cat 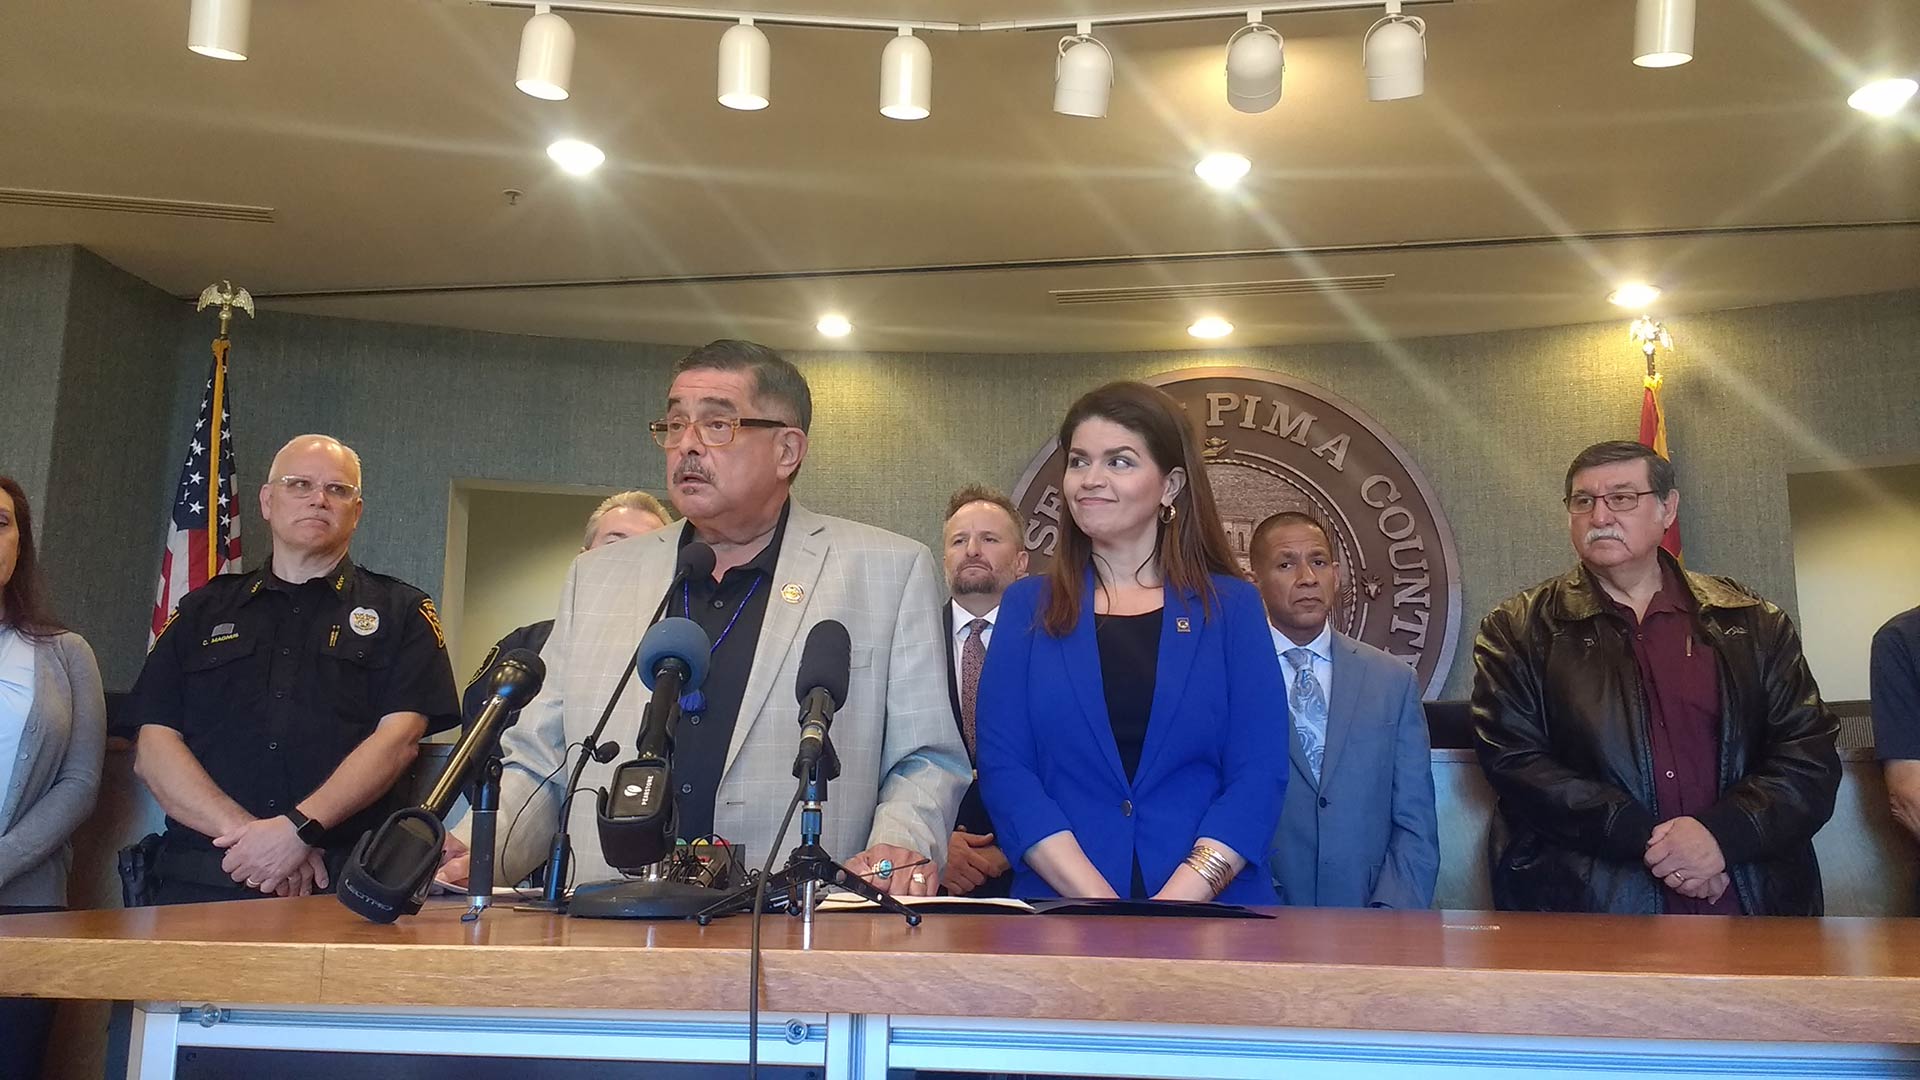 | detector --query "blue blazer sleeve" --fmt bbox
[1194,579,1289,866]
[975,578,1073,861]
[1369,667,1440,909]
